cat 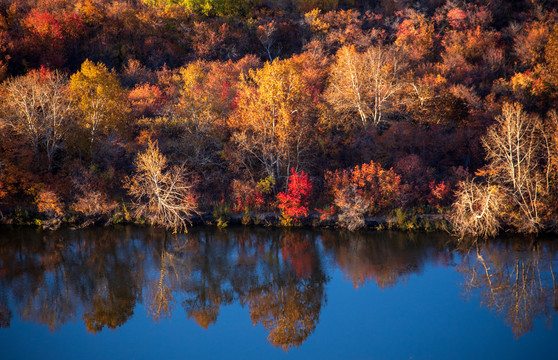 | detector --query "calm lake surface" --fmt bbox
[0,226,556,359]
